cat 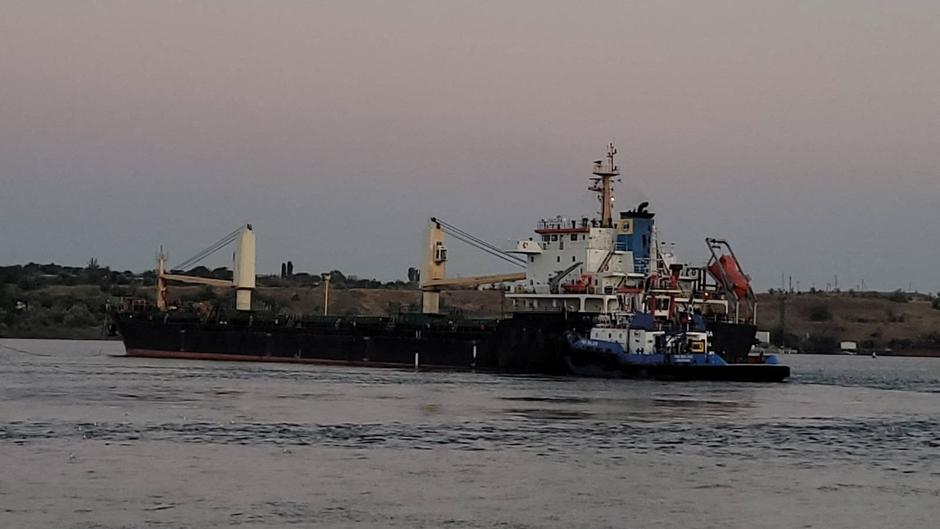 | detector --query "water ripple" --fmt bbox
[2,416,936,471]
